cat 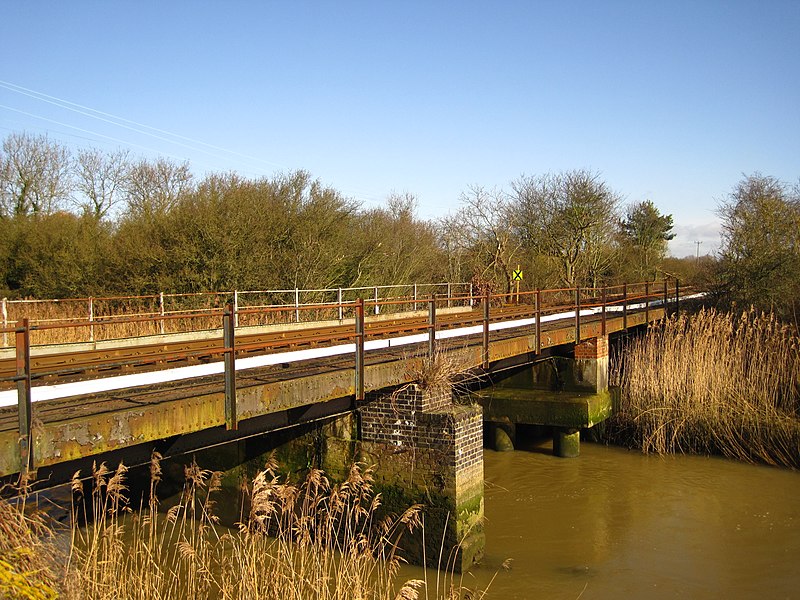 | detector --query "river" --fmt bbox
[52,437,800,598]
[407,441,800,599]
